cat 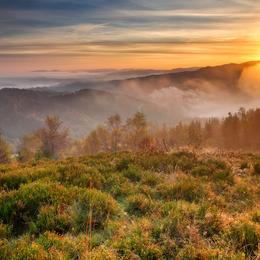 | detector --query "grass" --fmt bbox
[0,151,259,259]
